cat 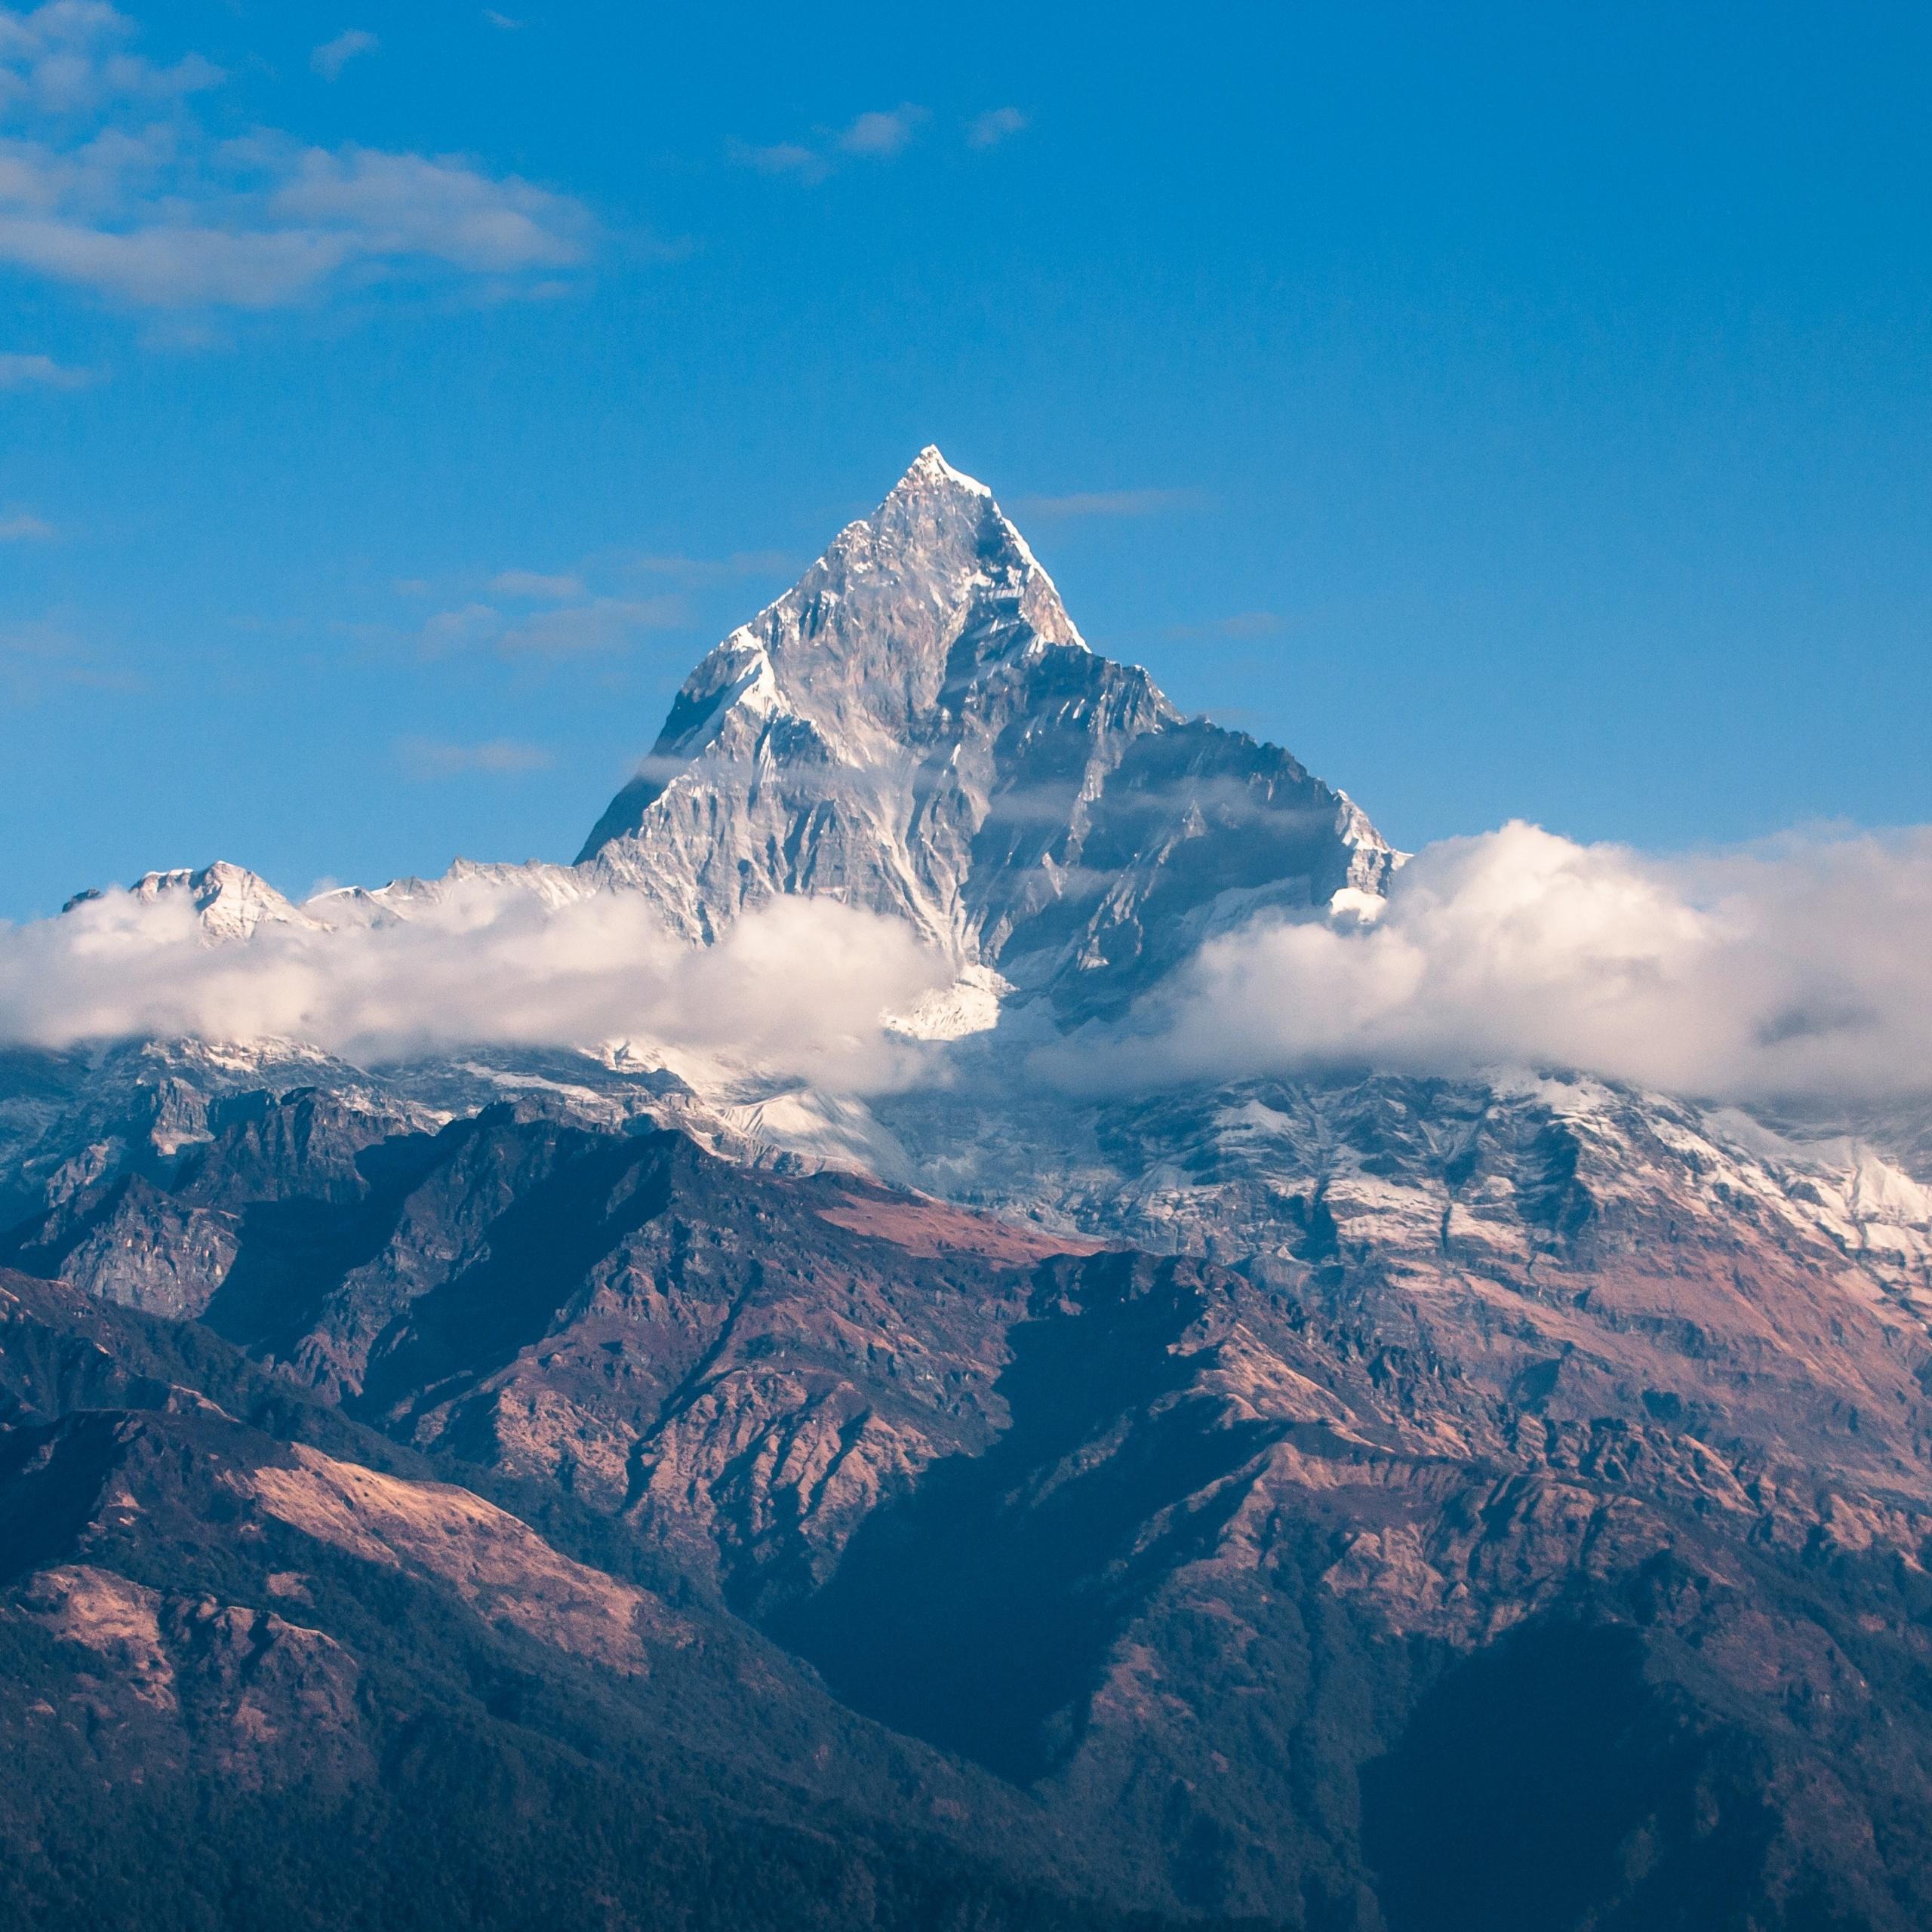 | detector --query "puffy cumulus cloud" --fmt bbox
[1049,822,1932,1104]
[0,880,948,1089]
[0,6,589,309]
